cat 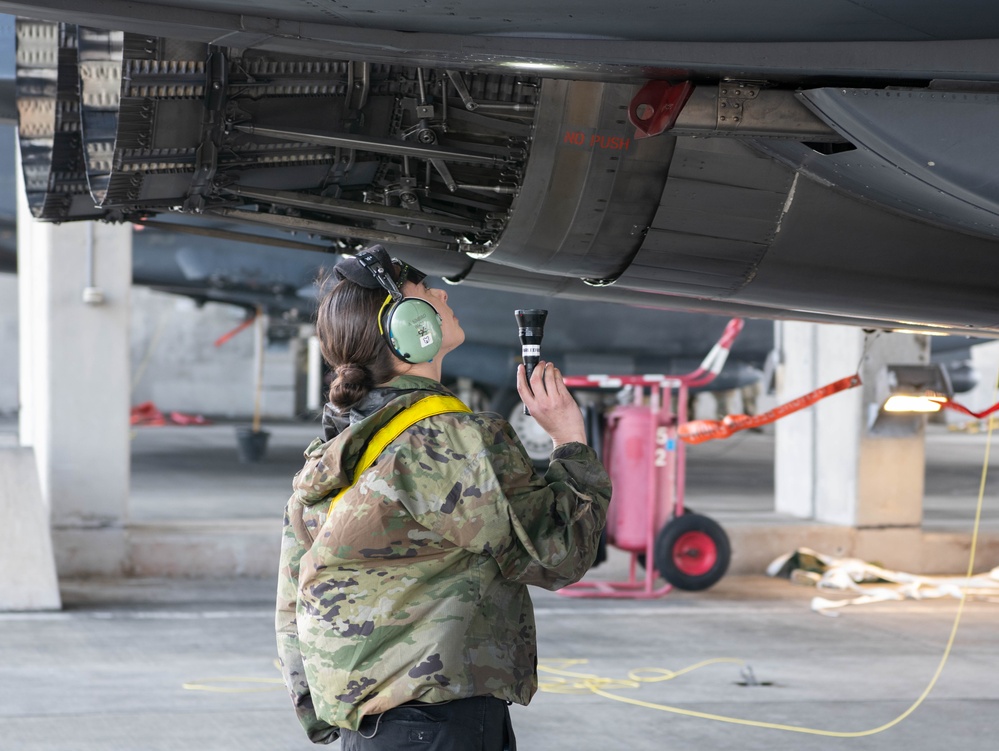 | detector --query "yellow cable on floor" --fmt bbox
[539,657,746,695]
[182,676,284,693]
[540,397,994,737]
[182,659,285,693]
[180,678,284,694]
